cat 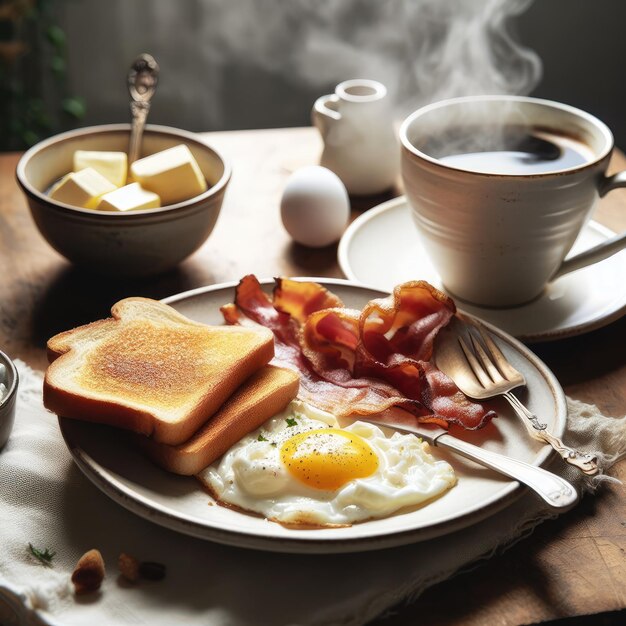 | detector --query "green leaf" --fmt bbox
[62,97,86,119]
[257,434,268,442]
[28,543,56,566]
[46,25,66,49]
[286,417,297,427]
[50,56,66,75]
